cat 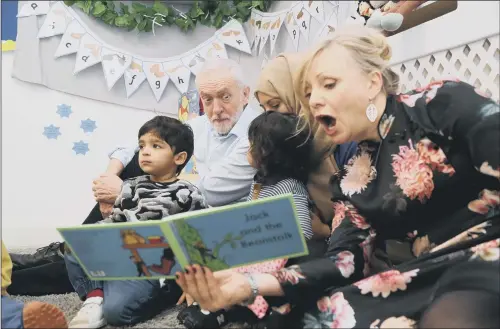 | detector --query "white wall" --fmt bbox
[1,52,155,248]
